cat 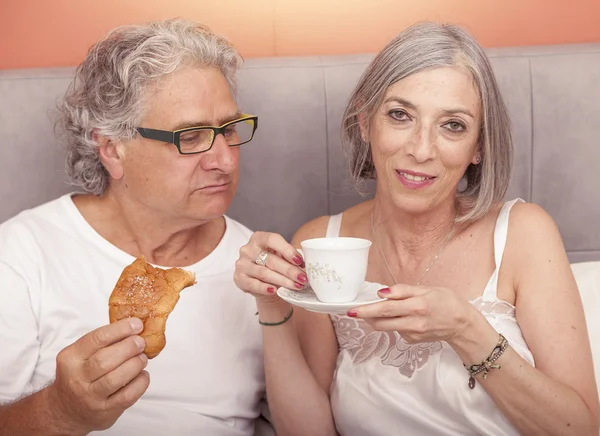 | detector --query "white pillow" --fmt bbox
[571,261,600,394]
